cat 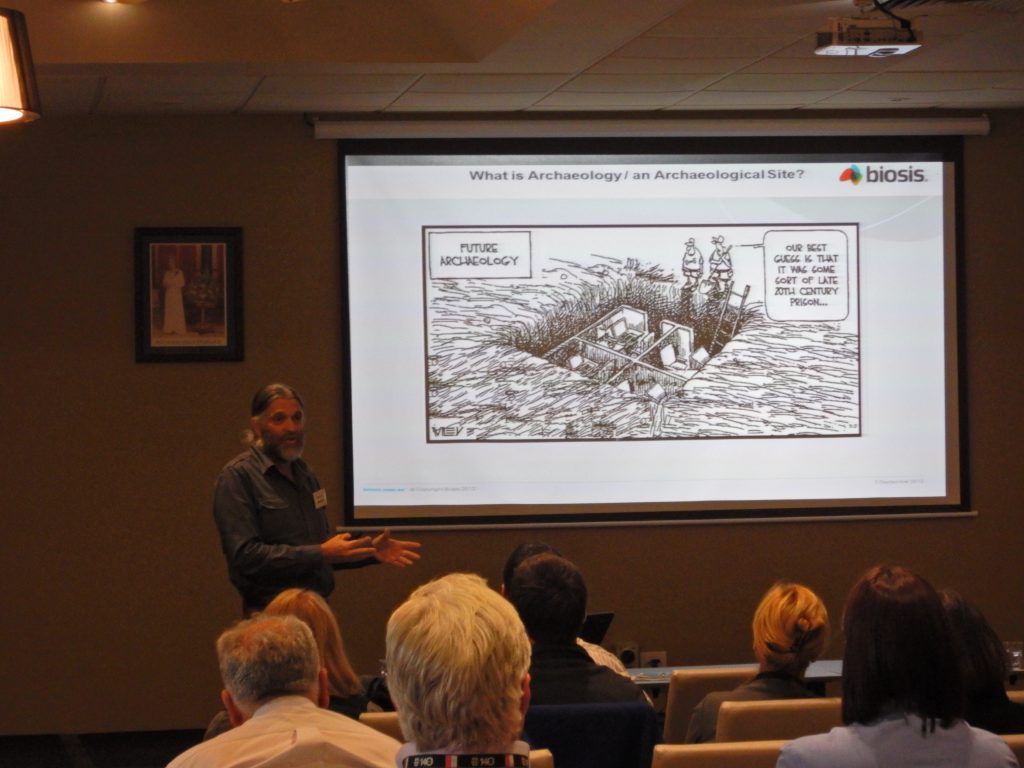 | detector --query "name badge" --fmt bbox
[313,489,328,509]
